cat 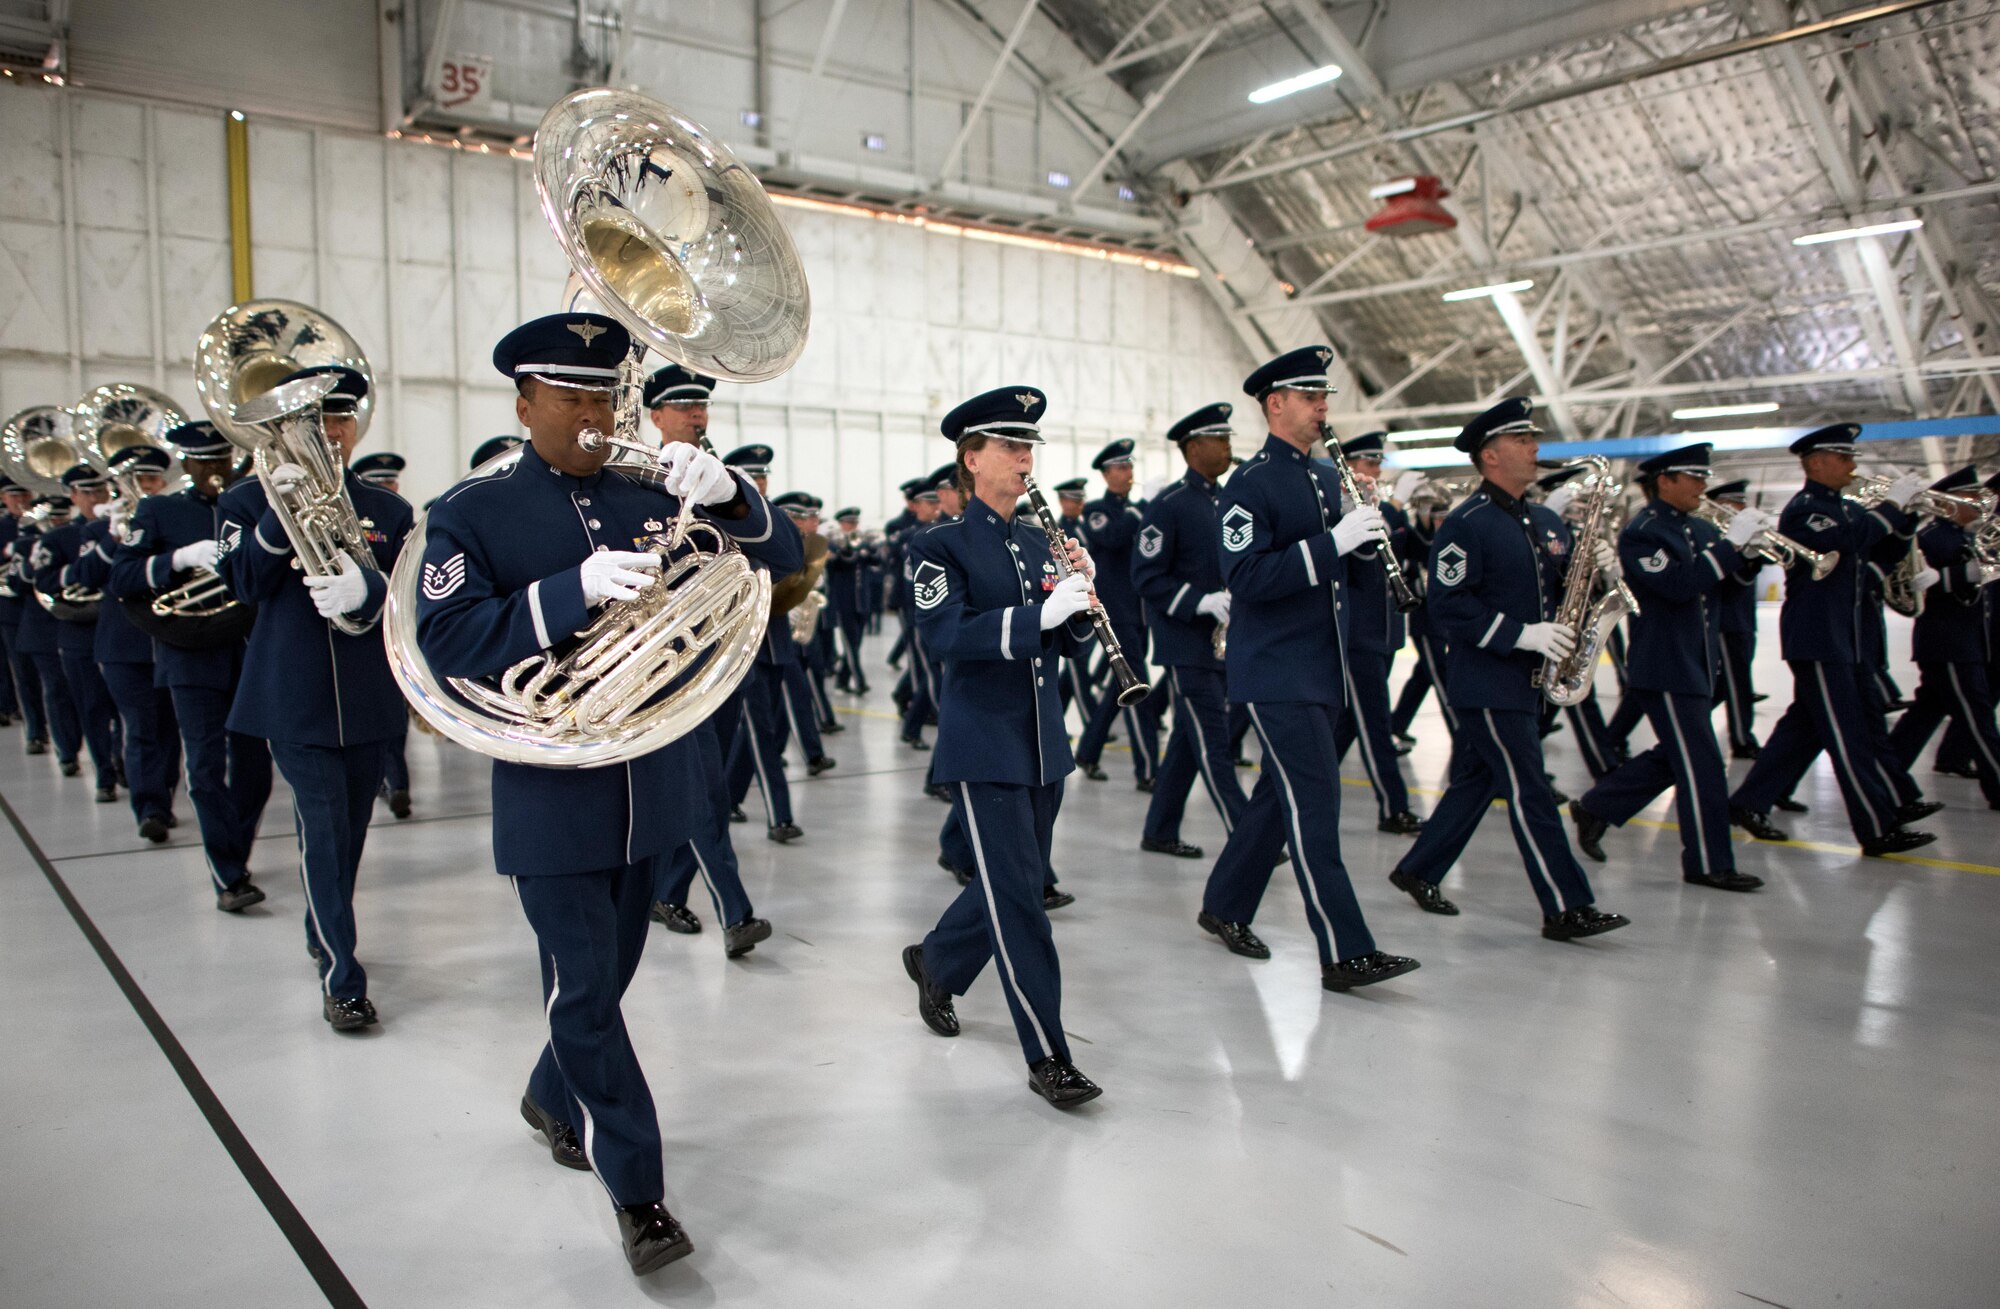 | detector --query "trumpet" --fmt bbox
[1846,474,1975,616]
[1690,500,1838,580]
[1021,473,1151,707]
